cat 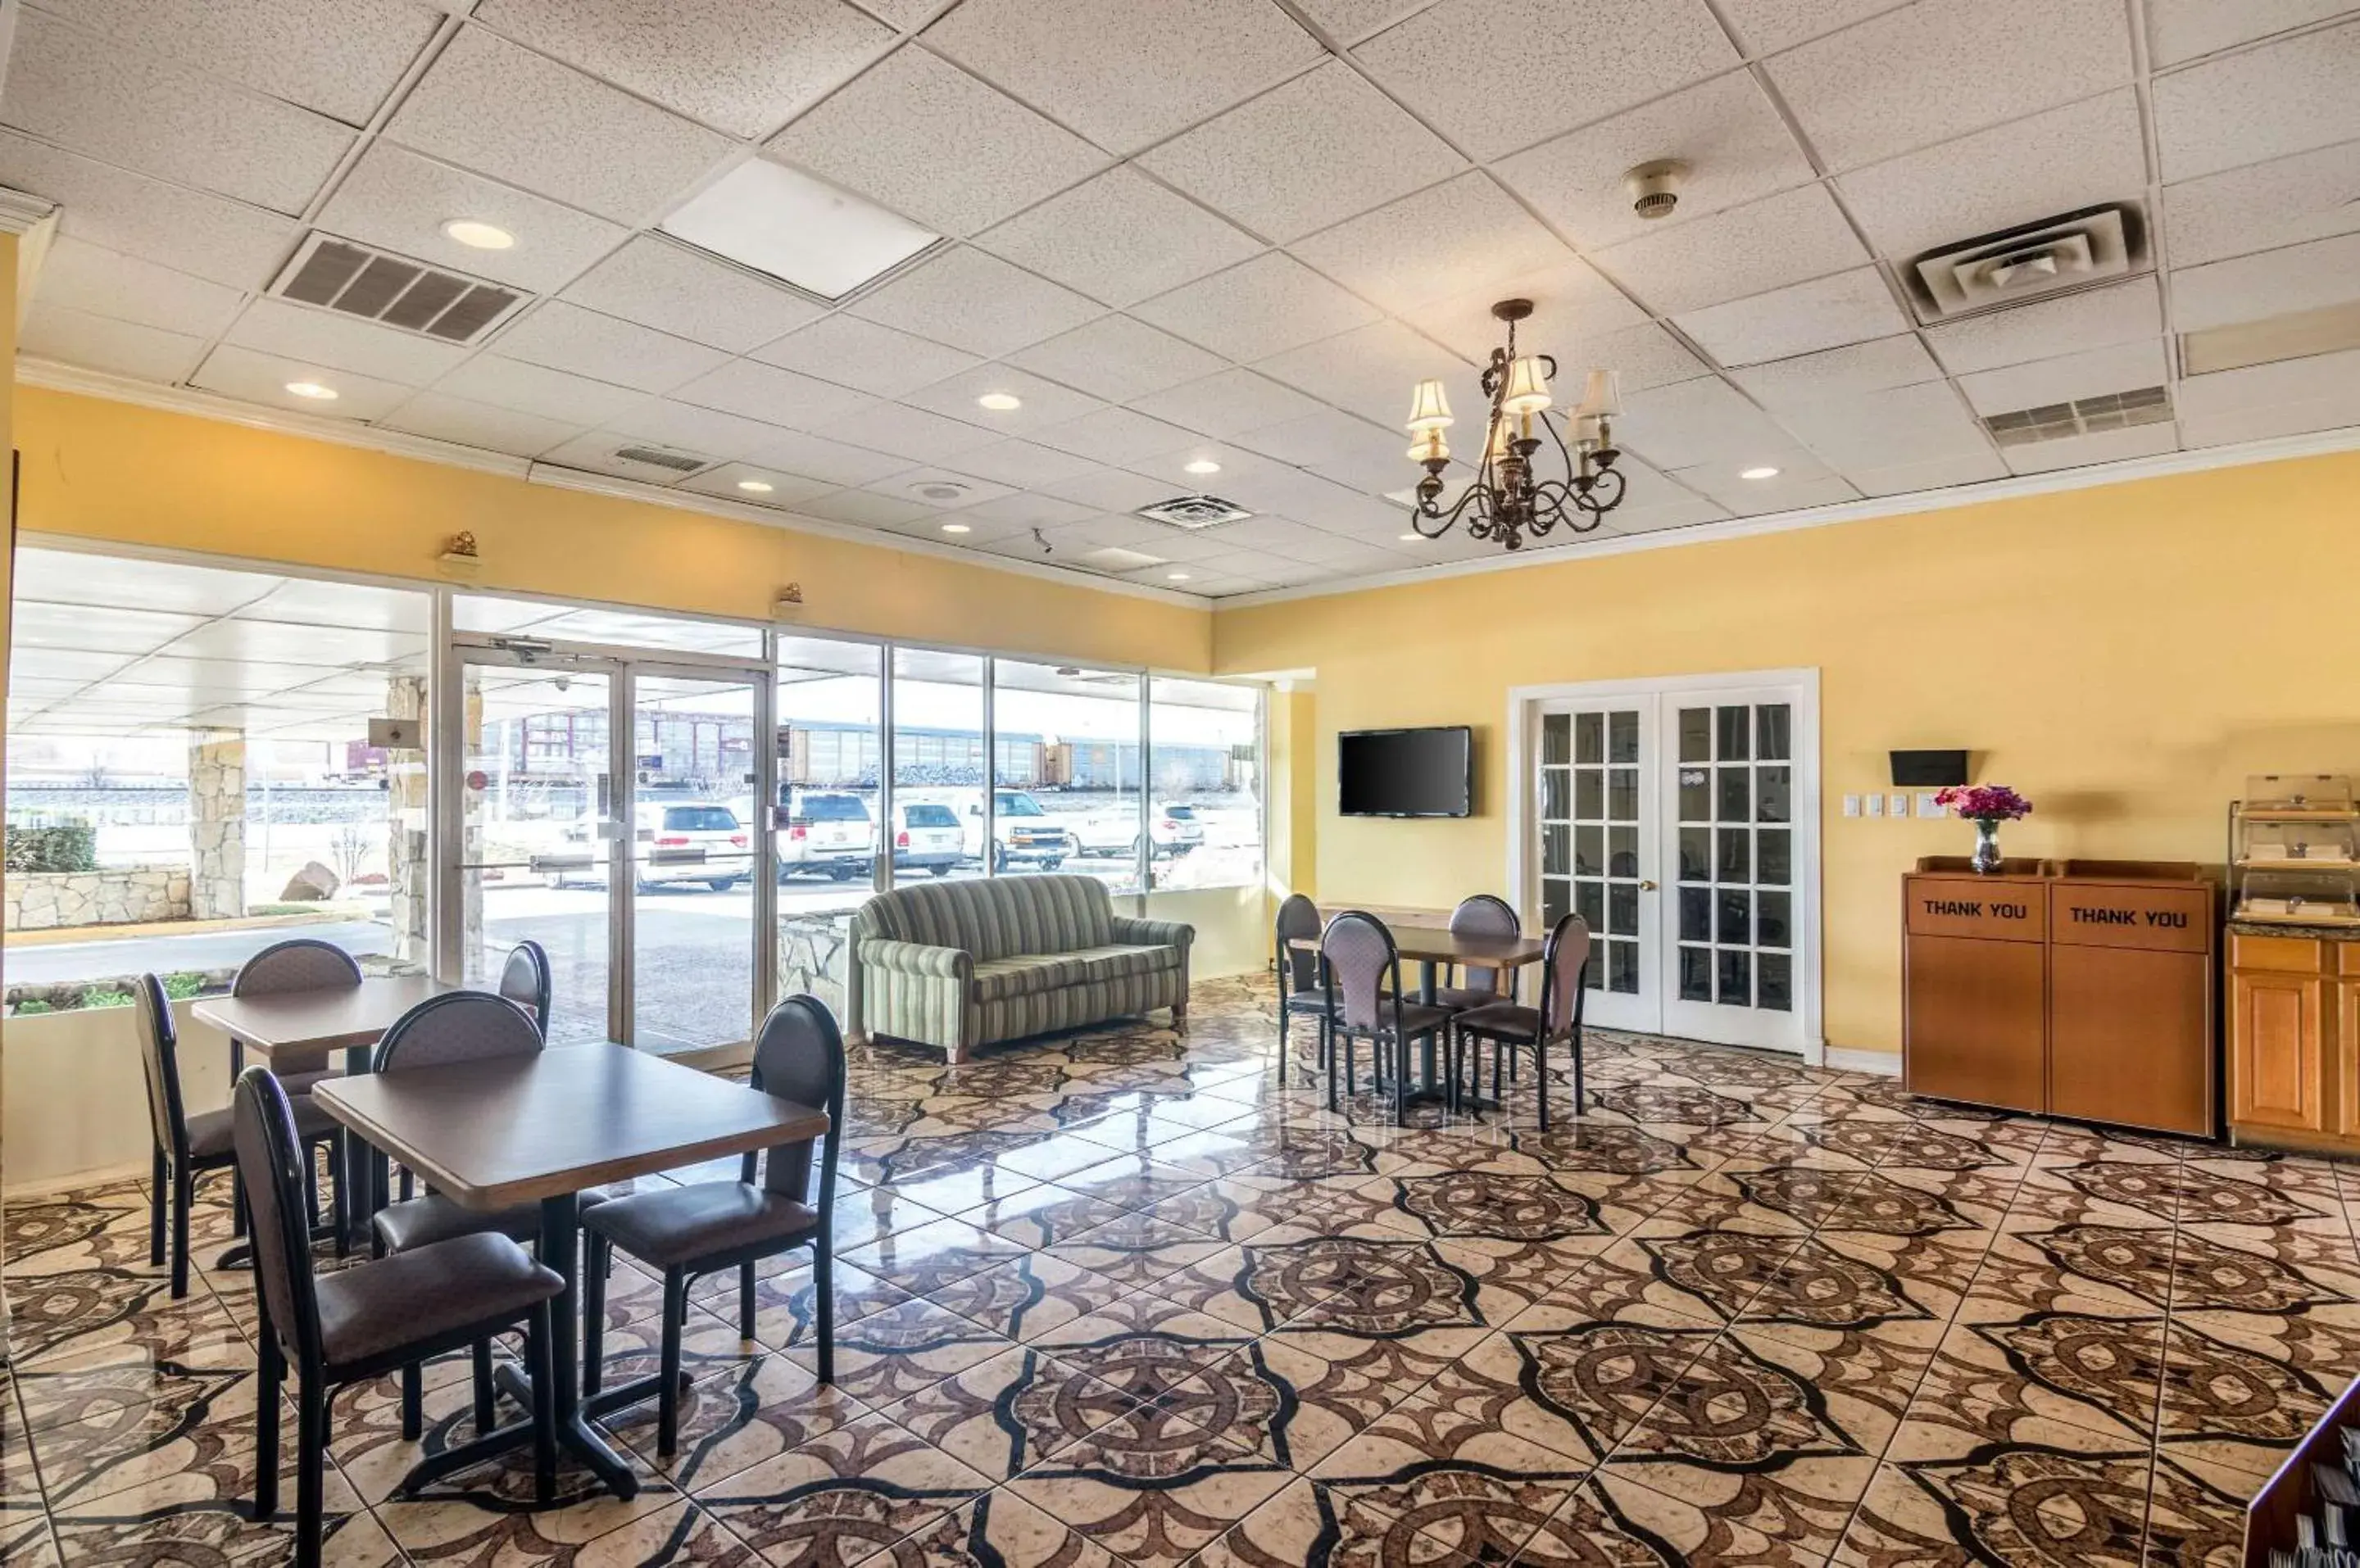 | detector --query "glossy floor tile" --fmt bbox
[1,974,2333,1565]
